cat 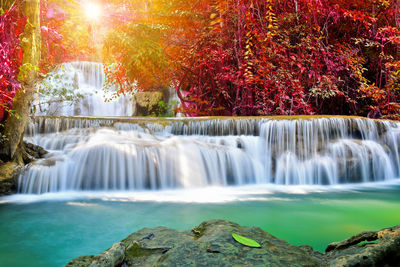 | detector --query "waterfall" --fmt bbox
[19,116,400,194]
[34,62,134,116]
